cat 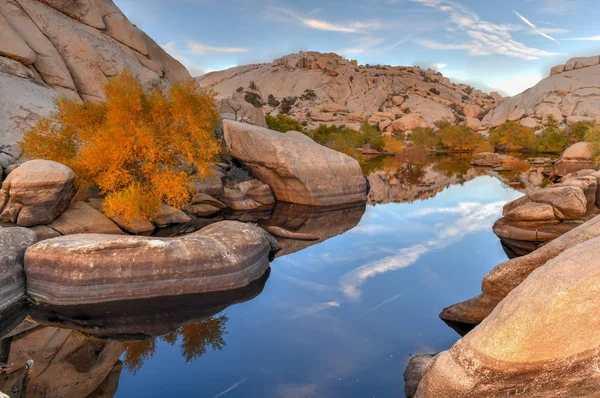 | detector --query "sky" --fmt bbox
[115,0,600,96]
